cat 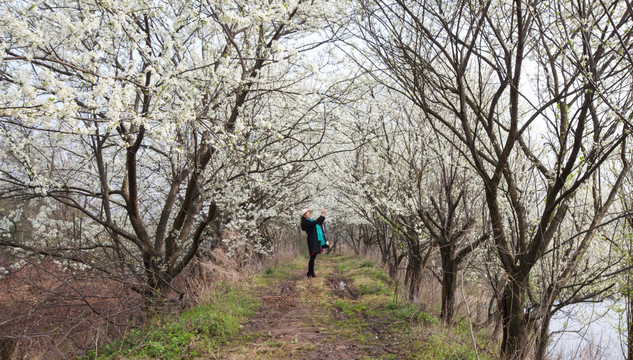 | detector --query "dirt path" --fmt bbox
[218,256,406,360]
